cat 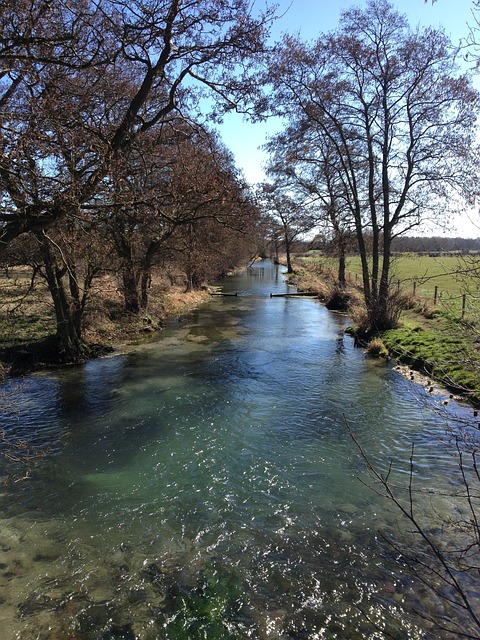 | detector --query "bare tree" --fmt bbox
[257,184,317,274]
[0,0,276,360]
[0,0,275,242]
[466,0,480,69]
[267,0,479,331]
[106,120,258,306]
[165,131,259,291]
[265,126,354,286]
